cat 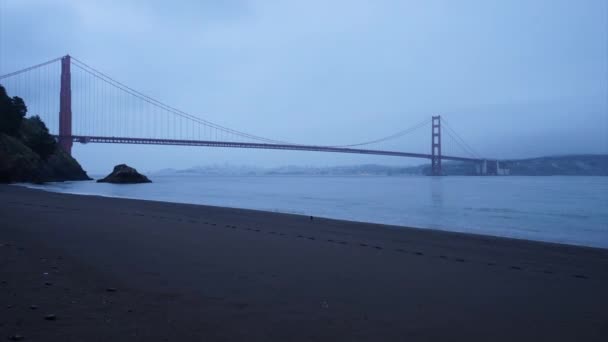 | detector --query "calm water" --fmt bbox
[21,175,608,249]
